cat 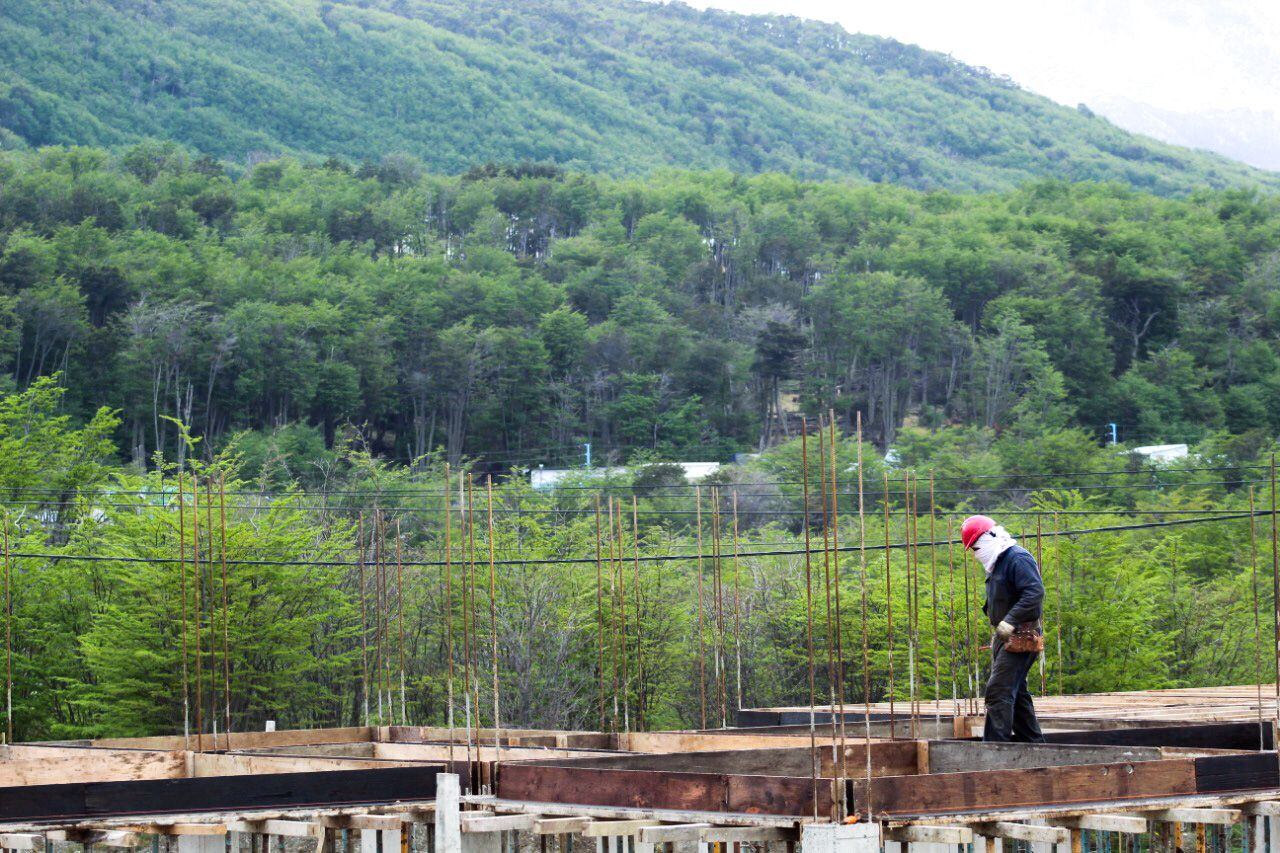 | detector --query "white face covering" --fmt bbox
[973,525,1017,574]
